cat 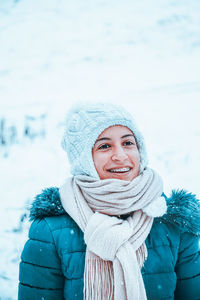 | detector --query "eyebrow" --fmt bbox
[95,134,135,144]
